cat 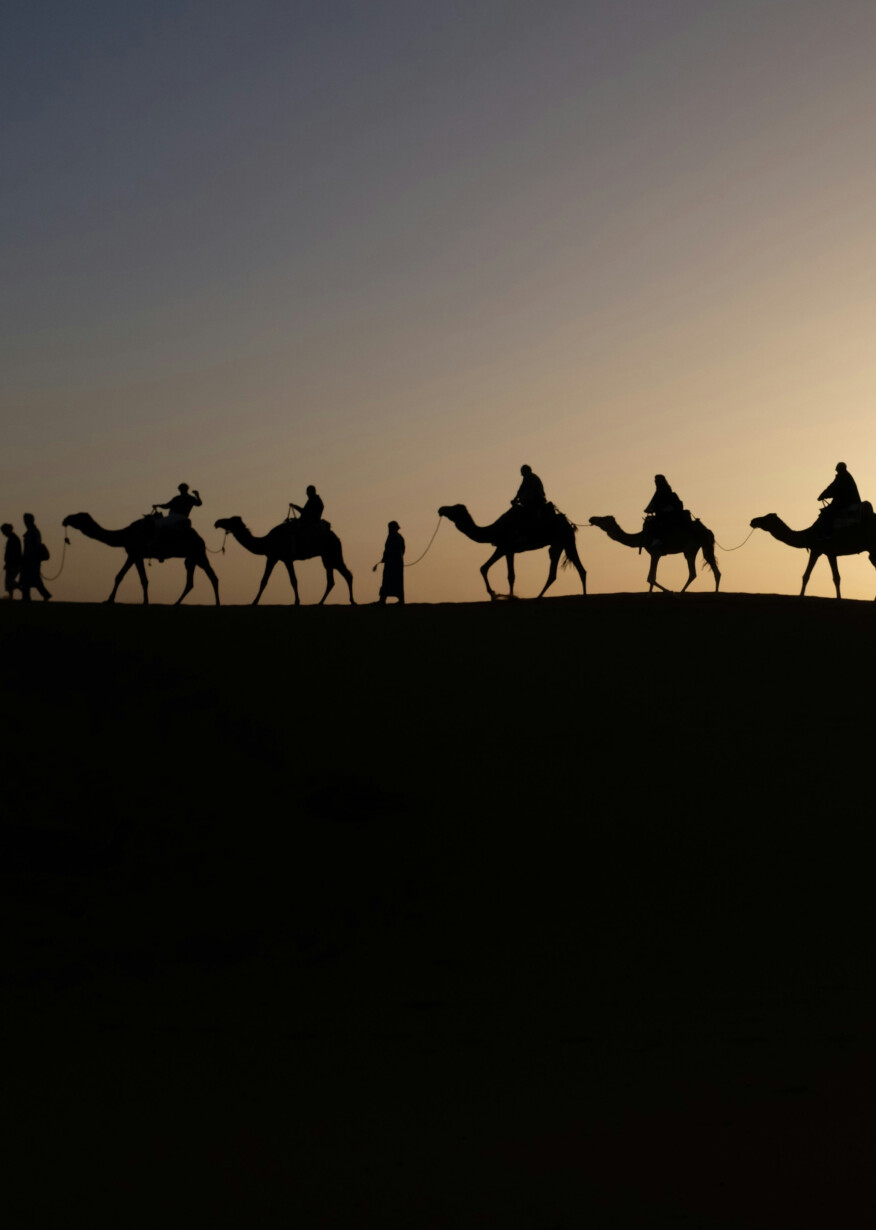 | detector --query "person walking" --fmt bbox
[1,523,22,598]
[20,513,51,601]
[373,520,405,604]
